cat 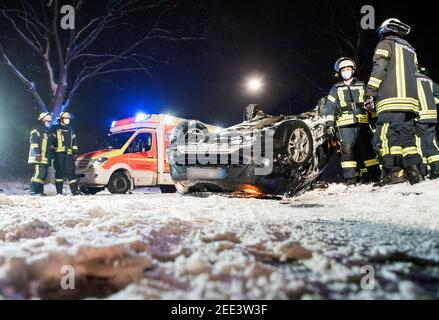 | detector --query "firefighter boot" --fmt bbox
[405,165,424,185]
[69,180,81,196]
[430,169,439,180]
[379,167,407,186]
[30,182,40,196]
[56,181,64,195]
